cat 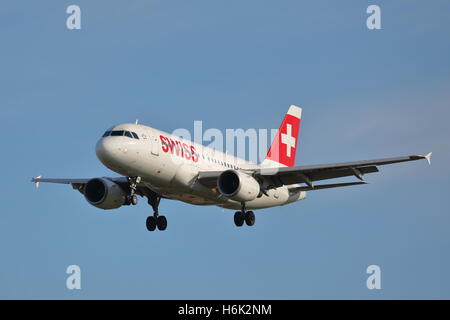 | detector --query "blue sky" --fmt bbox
[1,0,449,299]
